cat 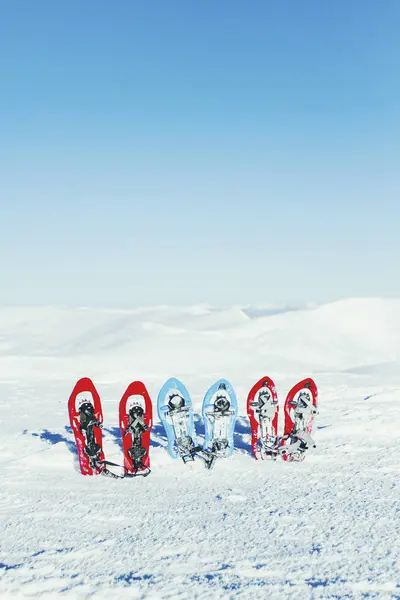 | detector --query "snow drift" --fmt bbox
[0,297,399,599]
